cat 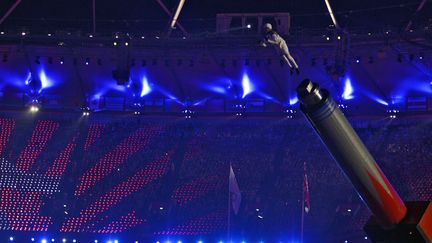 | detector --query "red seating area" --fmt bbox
[0,118,15,155]
[75,126,161,196]
[16,120,59,172]
[96,211,144,234]
[0,187,52,231]
[155,211,226,235]
[45,142,77,177]
[61,152,172,232]
[84,123,105,151]
[172,175,223,206]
